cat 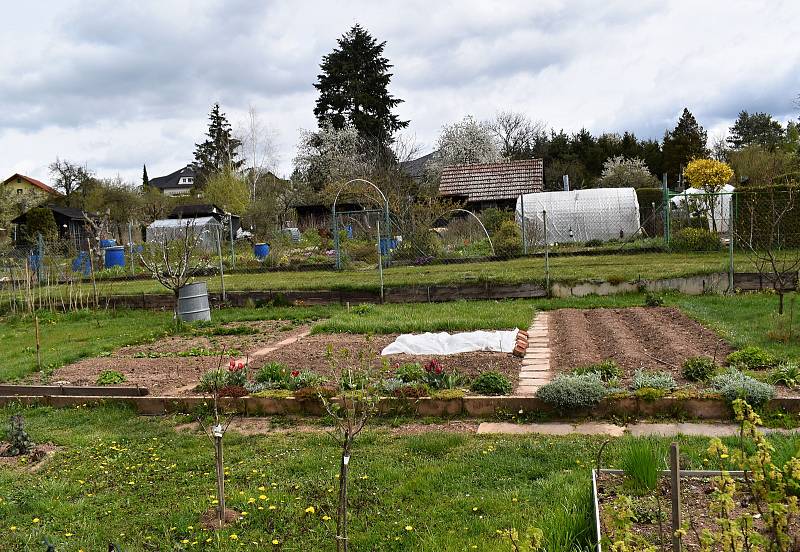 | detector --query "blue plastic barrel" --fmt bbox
[28,254,40,272]
[379,238,398,255]
[104,246,126,268]
[72,251,91,276]
[254,243,270,259]
[99,239,116,248]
